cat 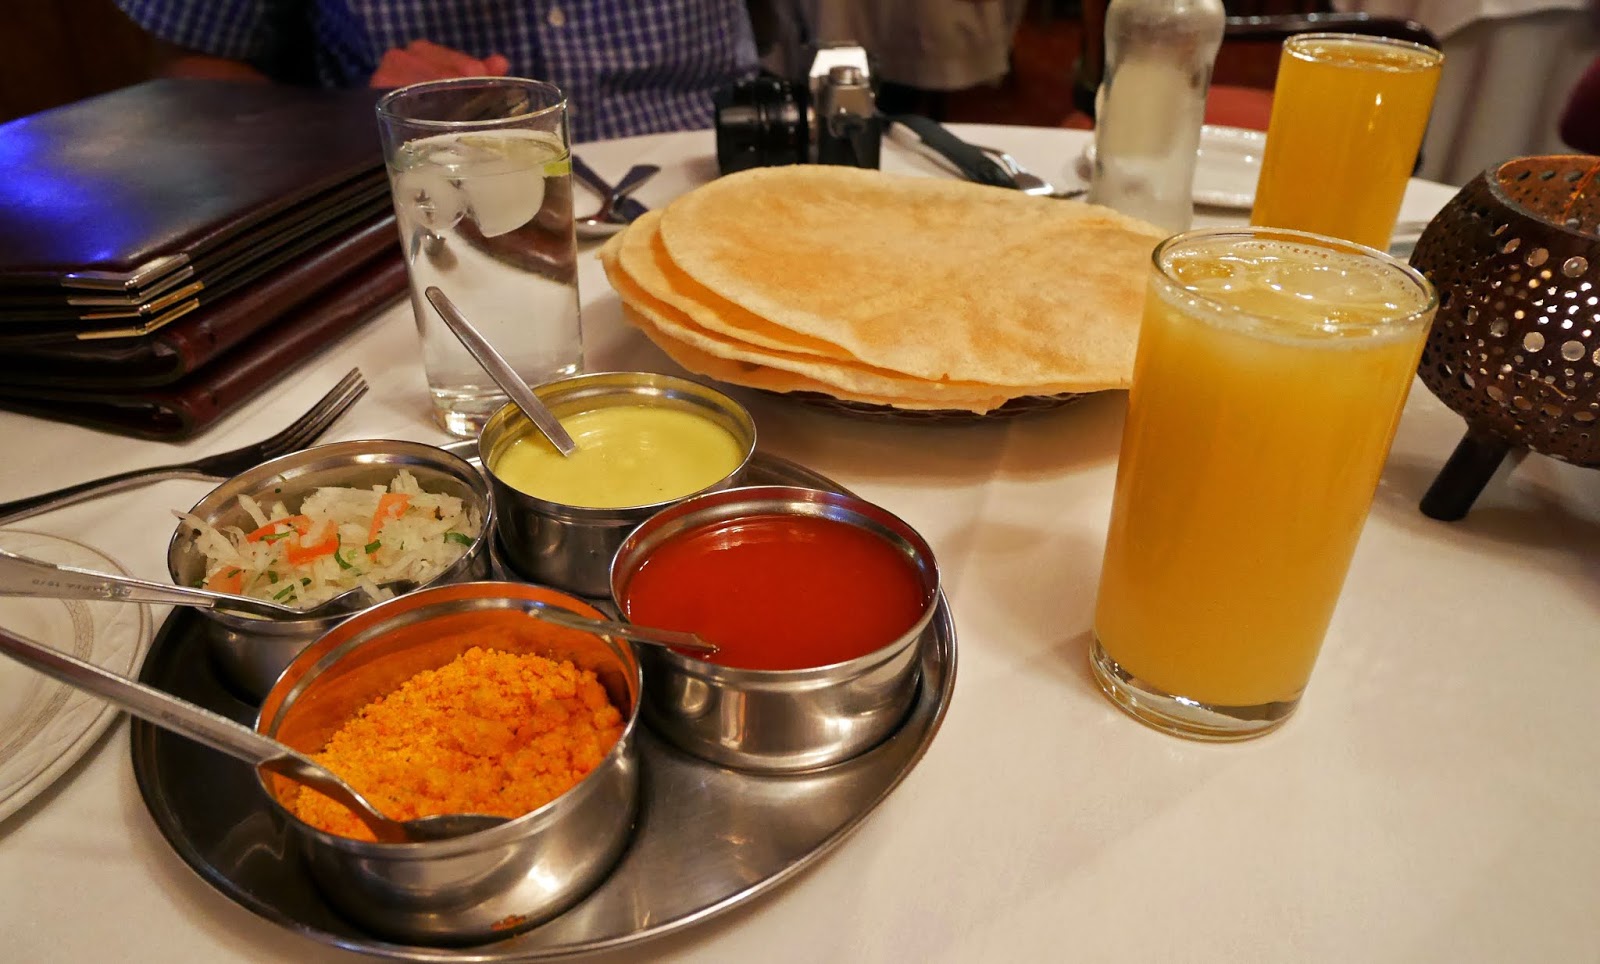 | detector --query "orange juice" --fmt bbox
[1091,229,1435,738]
[1249,34,1442,249]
